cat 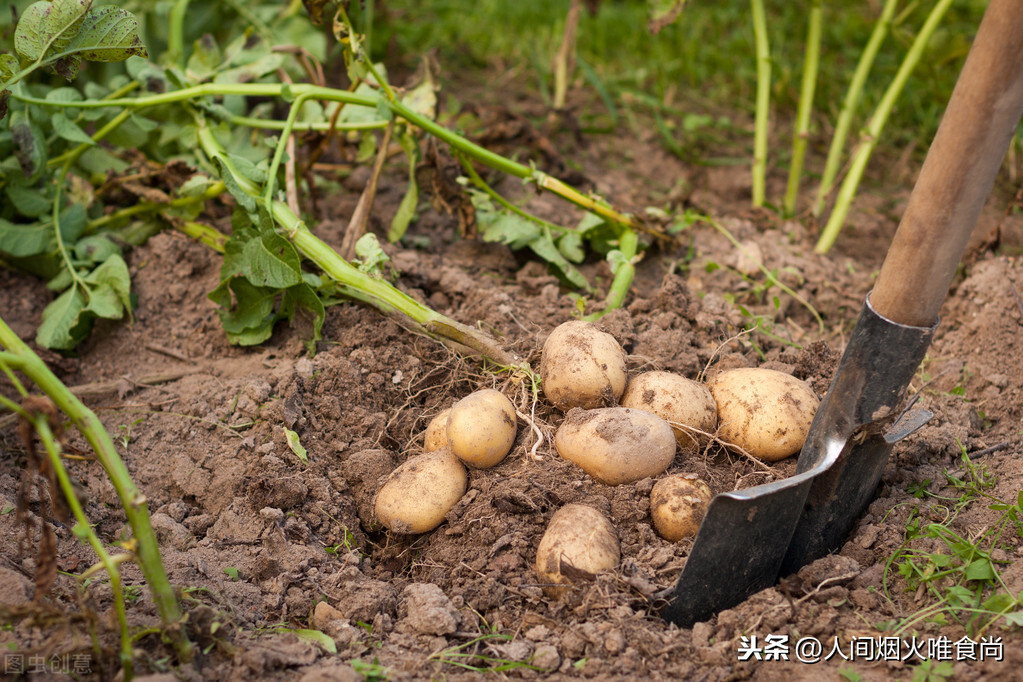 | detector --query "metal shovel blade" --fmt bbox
[661,297,933,627]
